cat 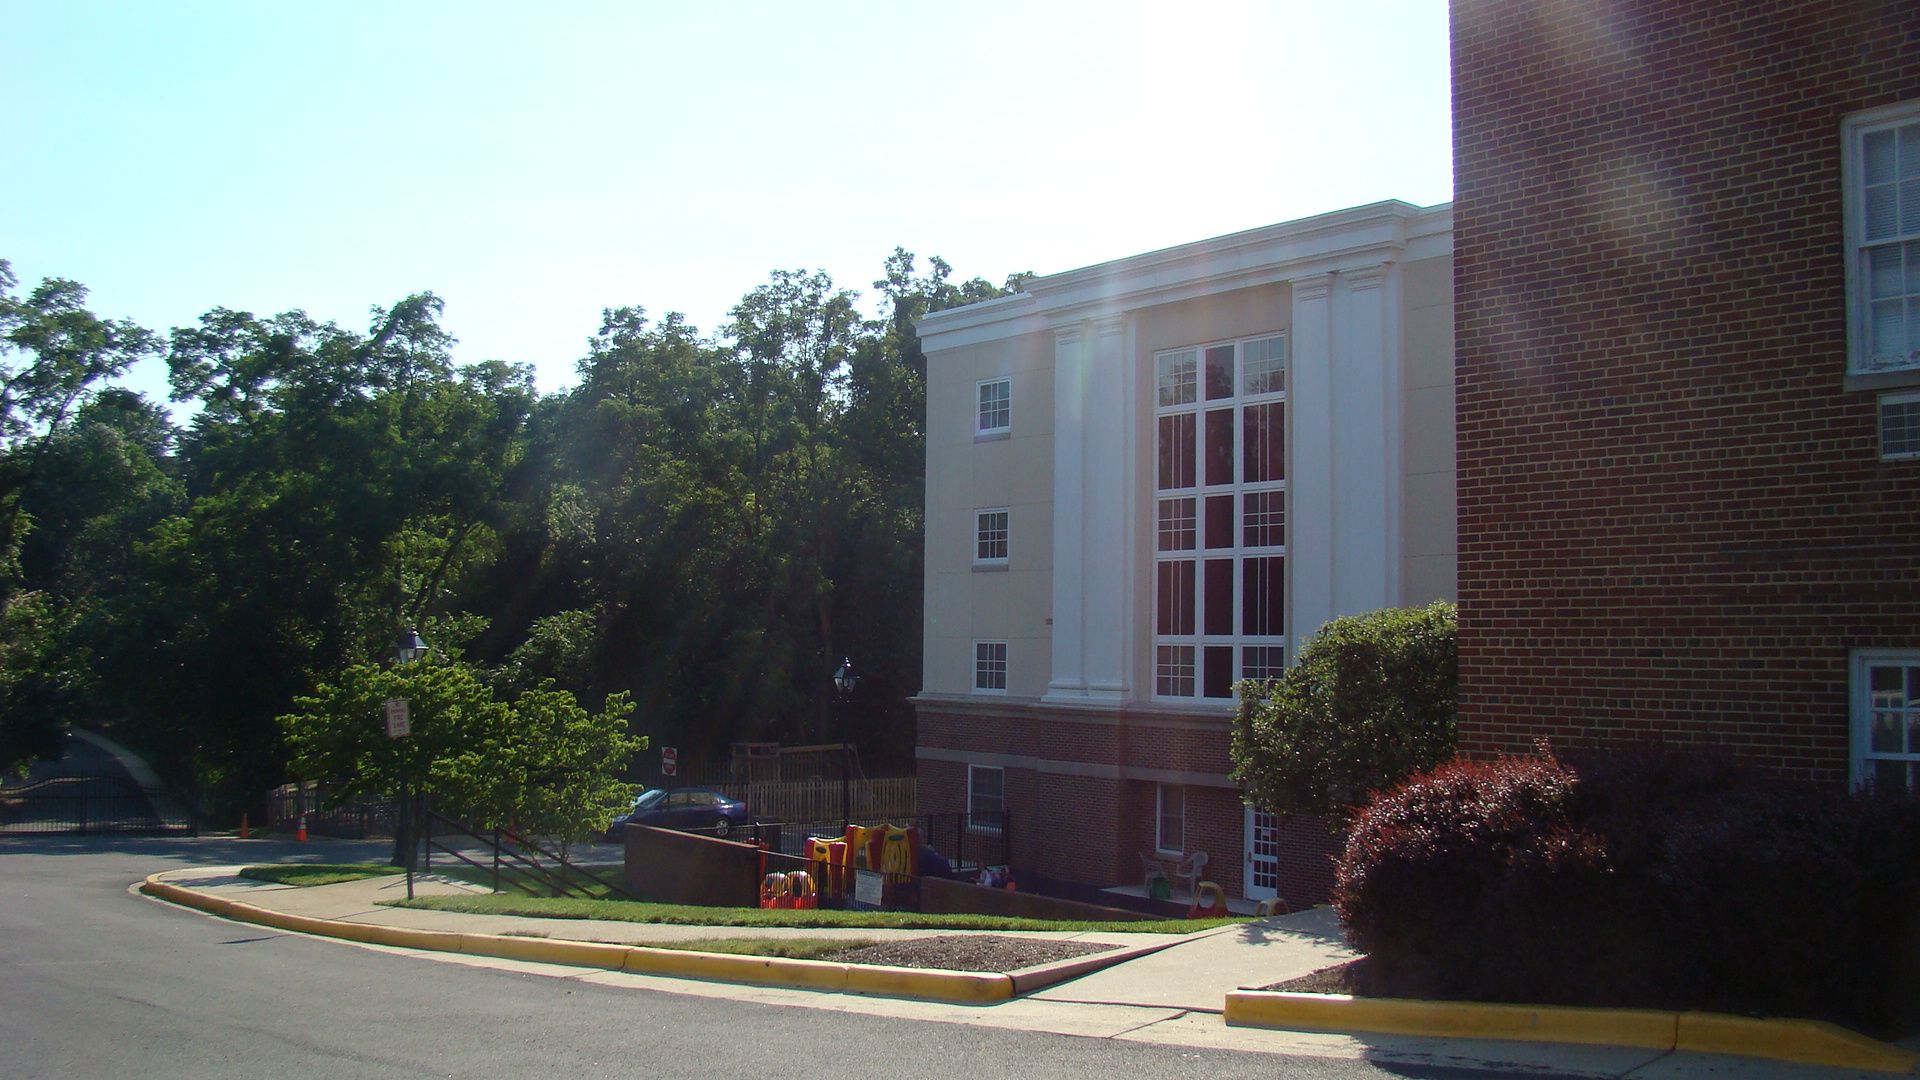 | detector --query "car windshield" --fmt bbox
[631,789,666,810]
